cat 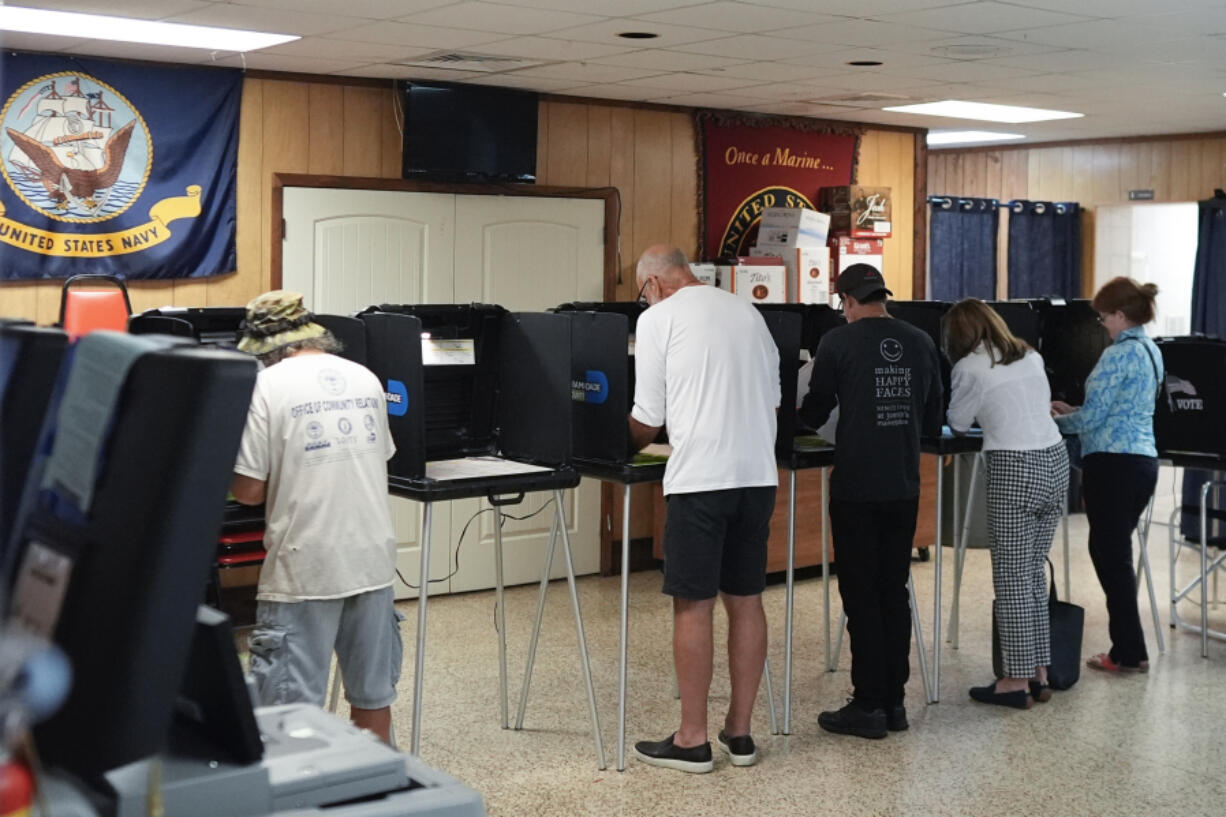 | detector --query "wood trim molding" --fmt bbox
[930,129,1226,155]
[912,131,928,300]
[270,173,621,298]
